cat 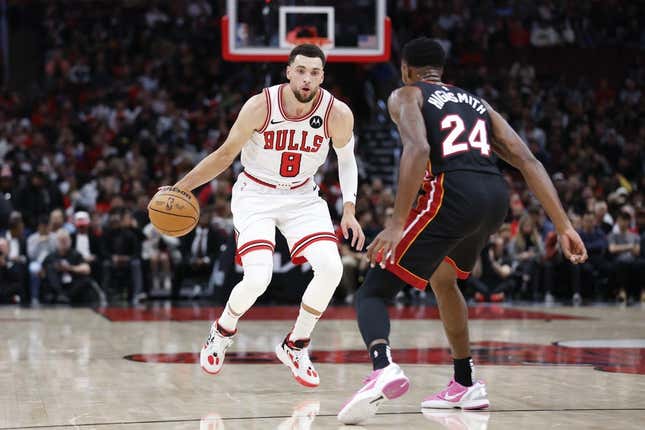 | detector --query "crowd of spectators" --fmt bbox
[0,1,644,306]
